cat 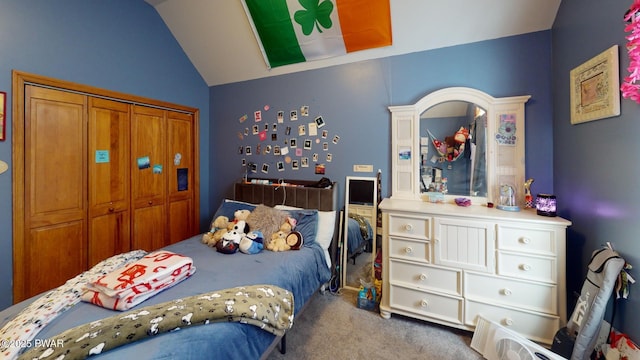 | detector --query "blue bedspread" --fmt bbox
[347,217,373,255]
[0,235,331,360]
